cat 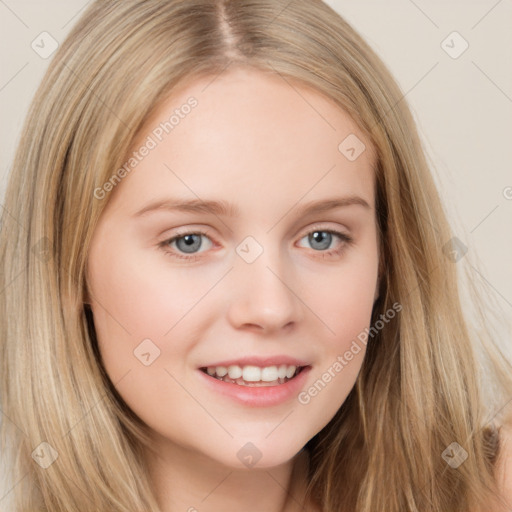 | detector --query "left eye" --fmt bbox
[297,230,349,252]
[159,228,352,260]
